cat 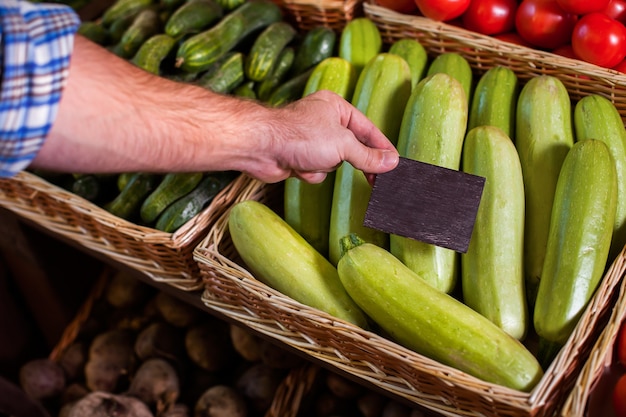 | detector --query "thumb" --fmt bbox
[347,147,400,175]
